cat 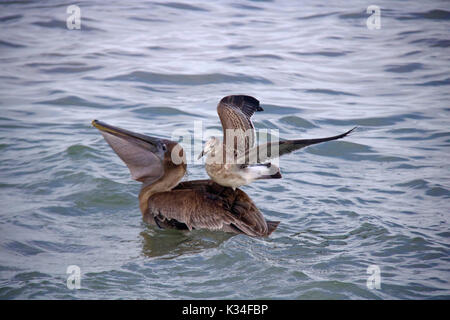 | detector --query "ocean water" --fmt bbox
[0,0,449,299]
